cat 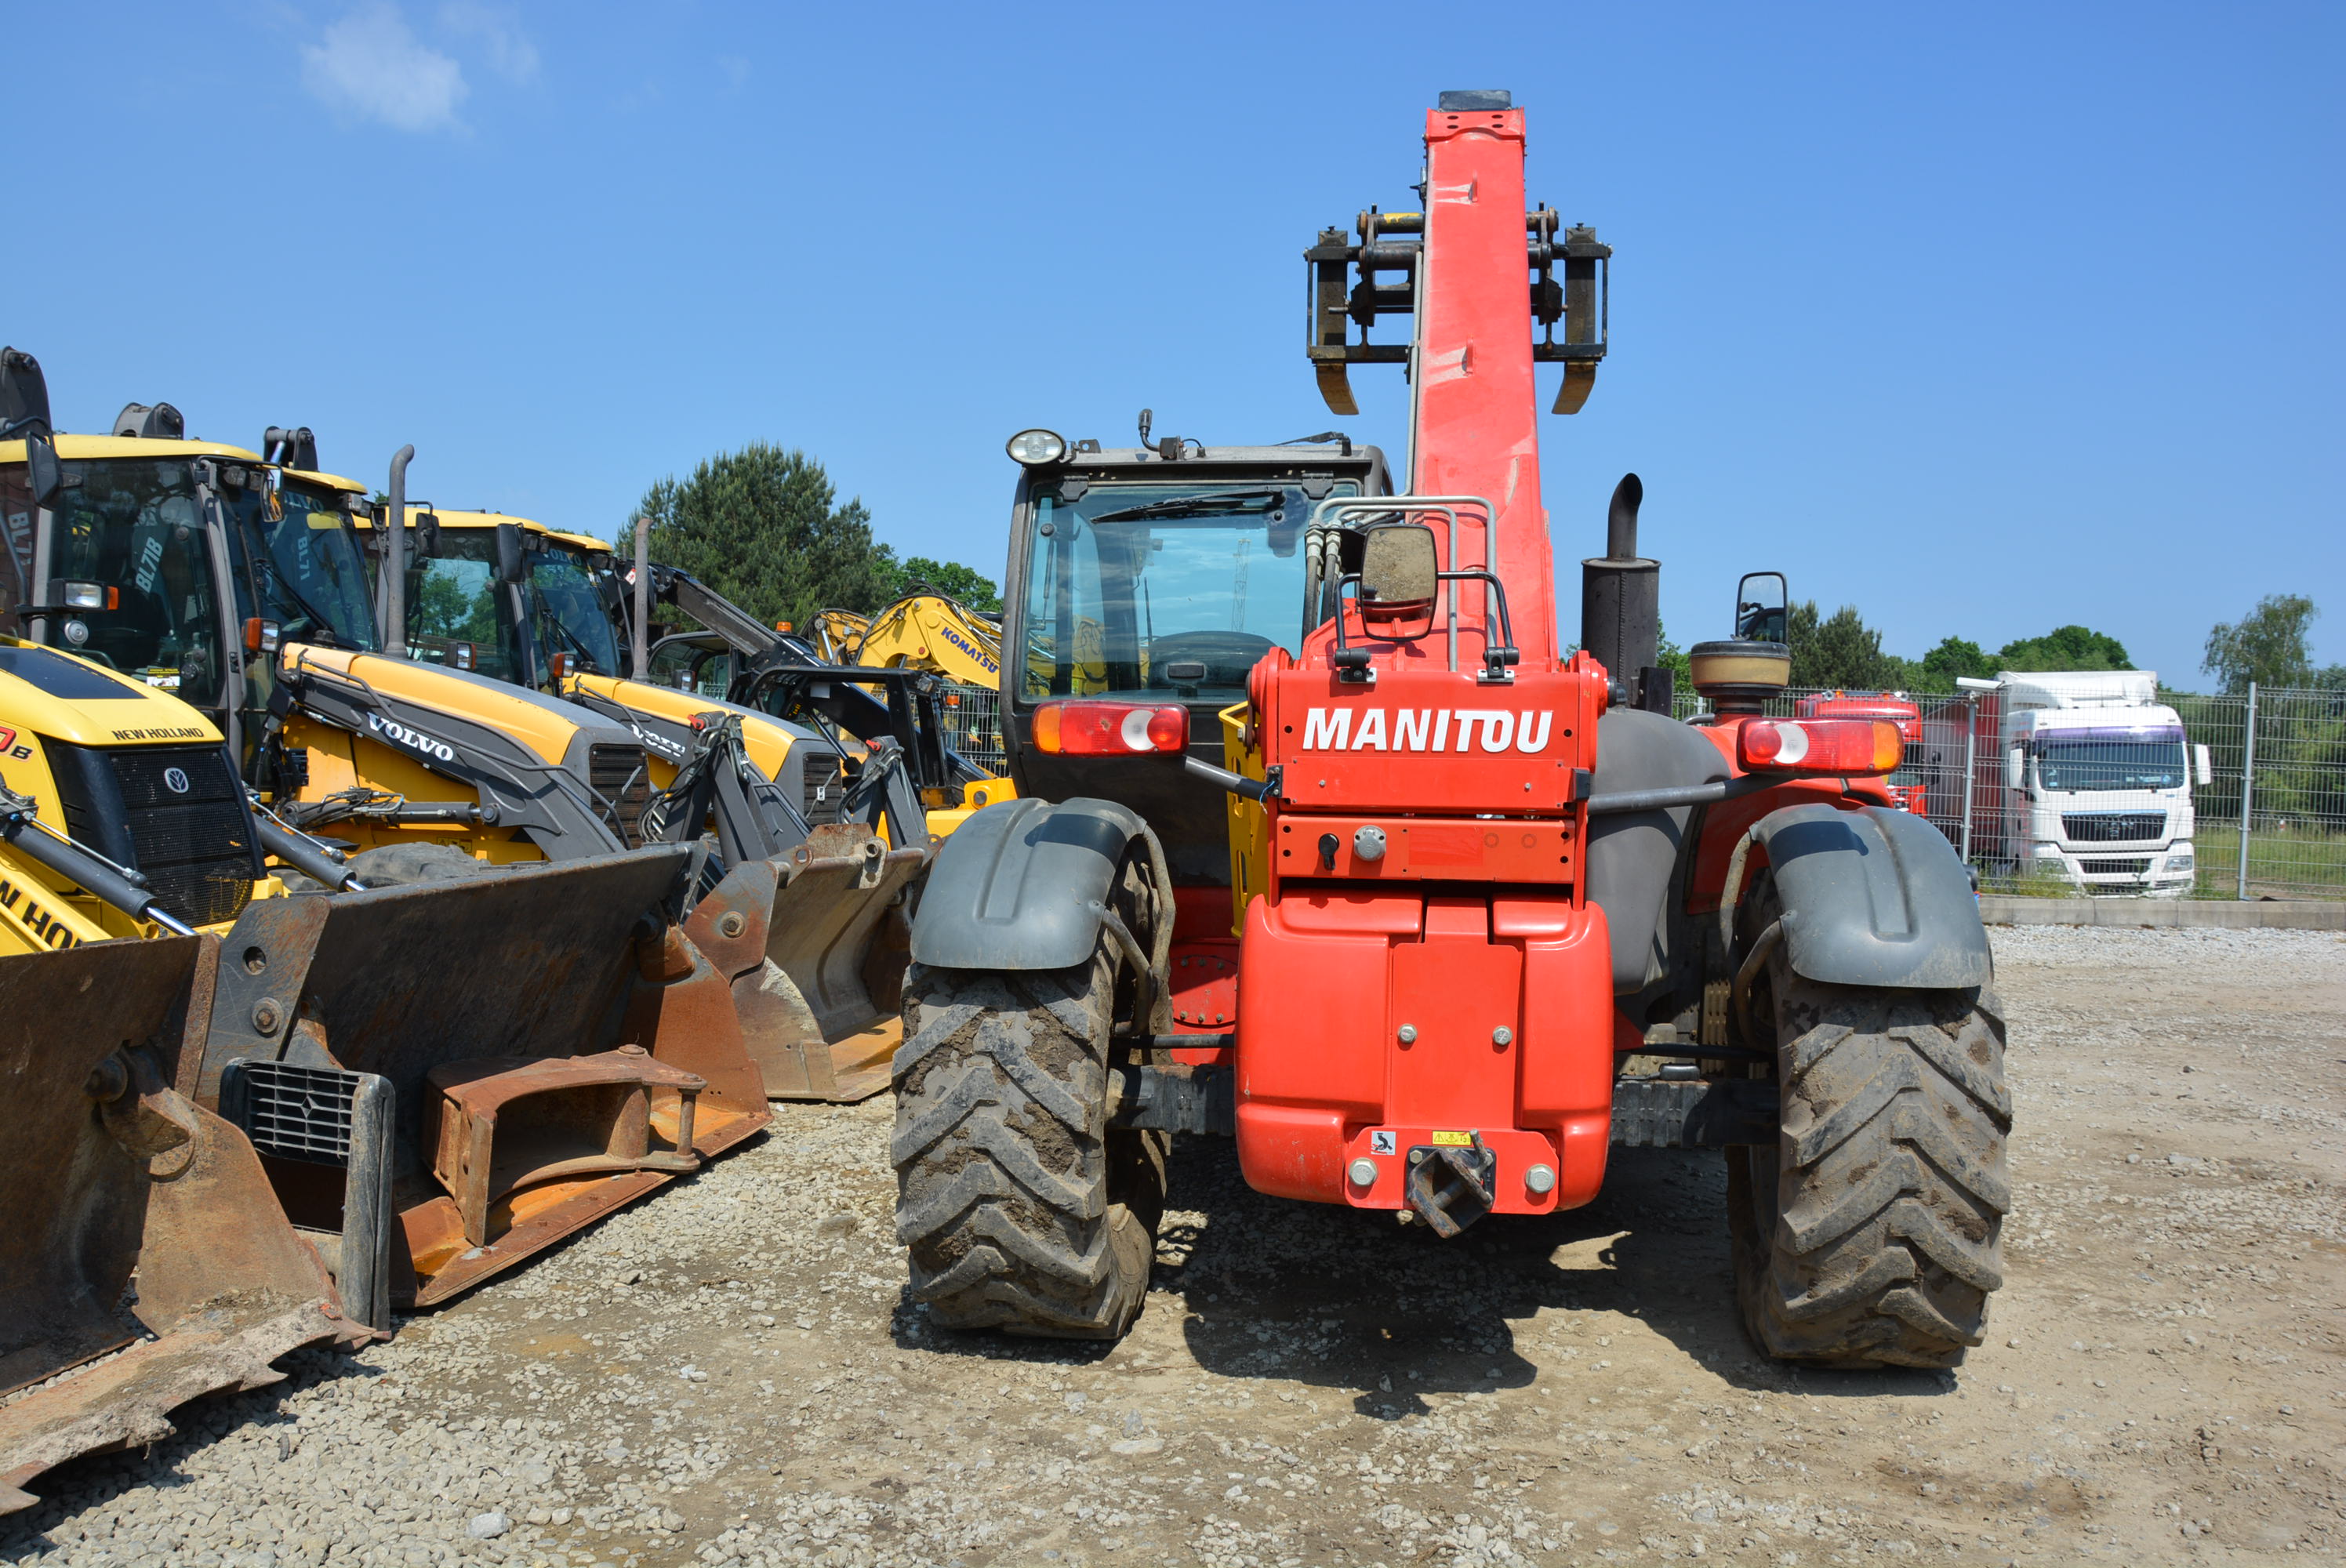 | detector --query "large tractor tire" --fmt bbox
[889,943,1163,1339]
[1727,955,2011,1370]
